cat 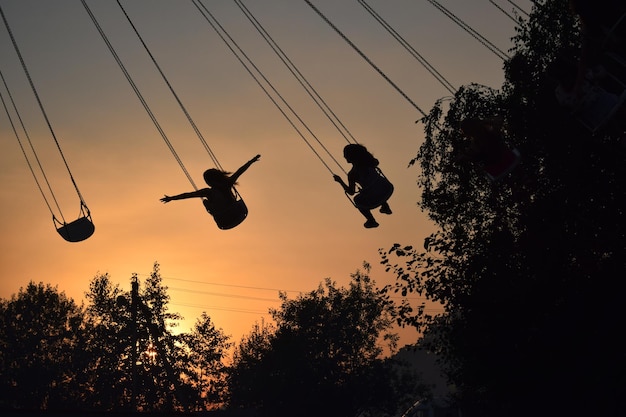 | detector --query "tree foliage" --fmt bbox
[382,1,626,416]
[83,263,231,412]
[83,267,184,411]
[180,312,232,410]
[0,282,87,409]
[228,321,276,411]
[228,267,426,417]
[82,271,133,410]
[0,263,231,412]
